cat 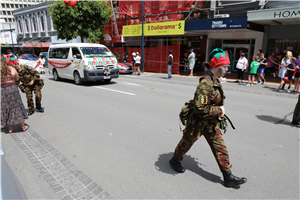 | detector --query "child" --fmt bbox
[257,53,267,85]
[246,56,260,86]
[35,60,45,74]
[286,57,297,93]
